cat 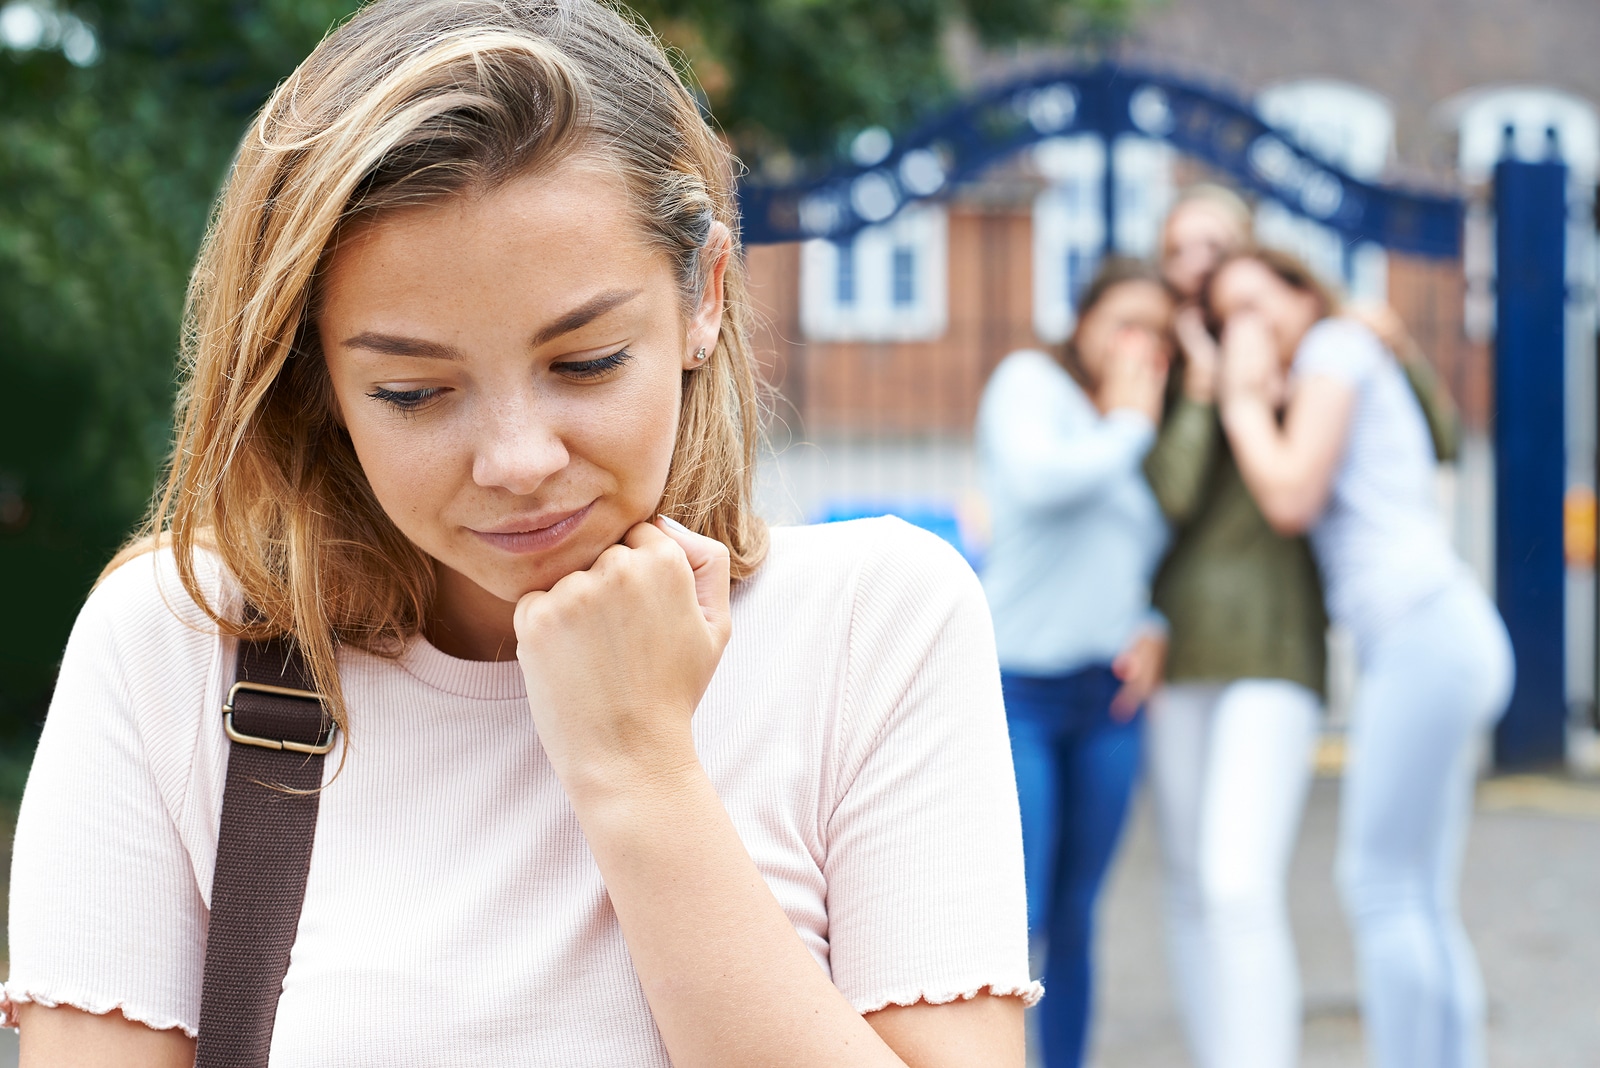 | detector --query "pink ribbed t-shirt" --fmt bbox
[6,517,1038,1064]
